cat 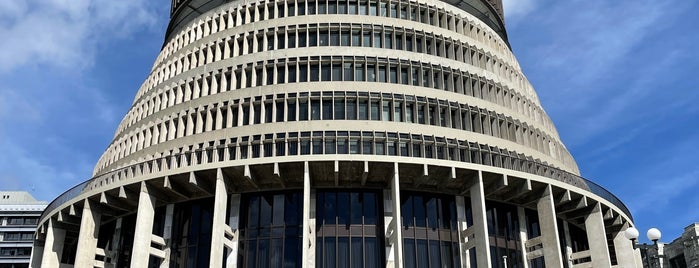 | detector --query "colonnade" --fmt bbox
[32,161,640,267]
